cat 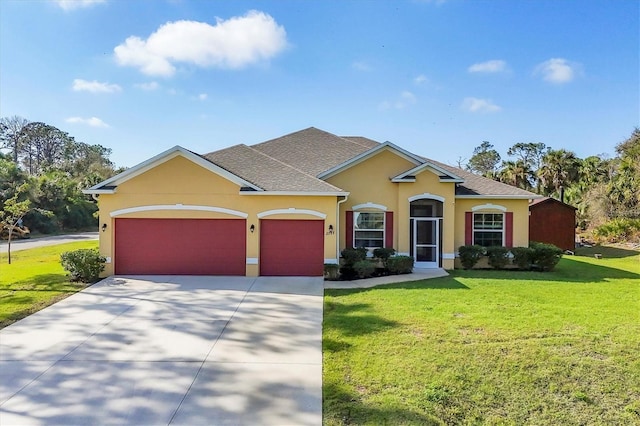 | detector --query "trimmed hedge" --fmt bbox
[486,246,510,269]
[529,242,563,272]
[458,245,485,269]
[387,256,414,274]
[457,243,563,272]
[353,260,376,278]
[324,263,340,280]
